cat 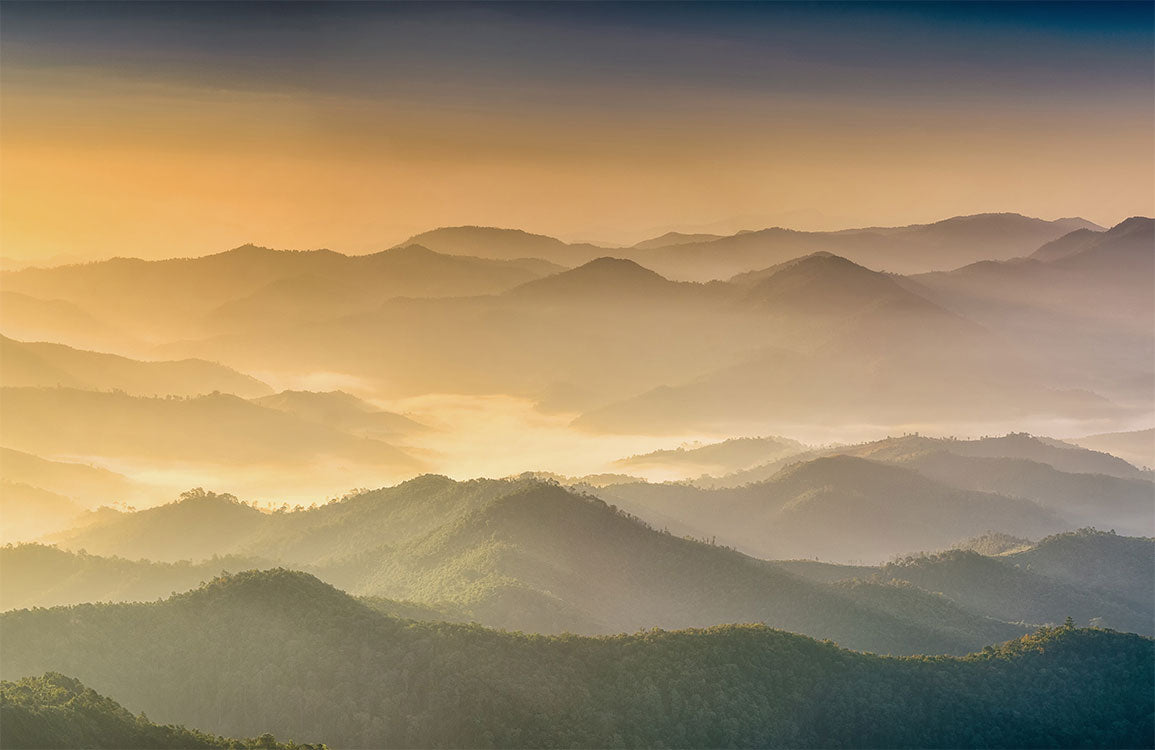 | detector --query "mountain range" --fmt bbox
[2,569,1149,748]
